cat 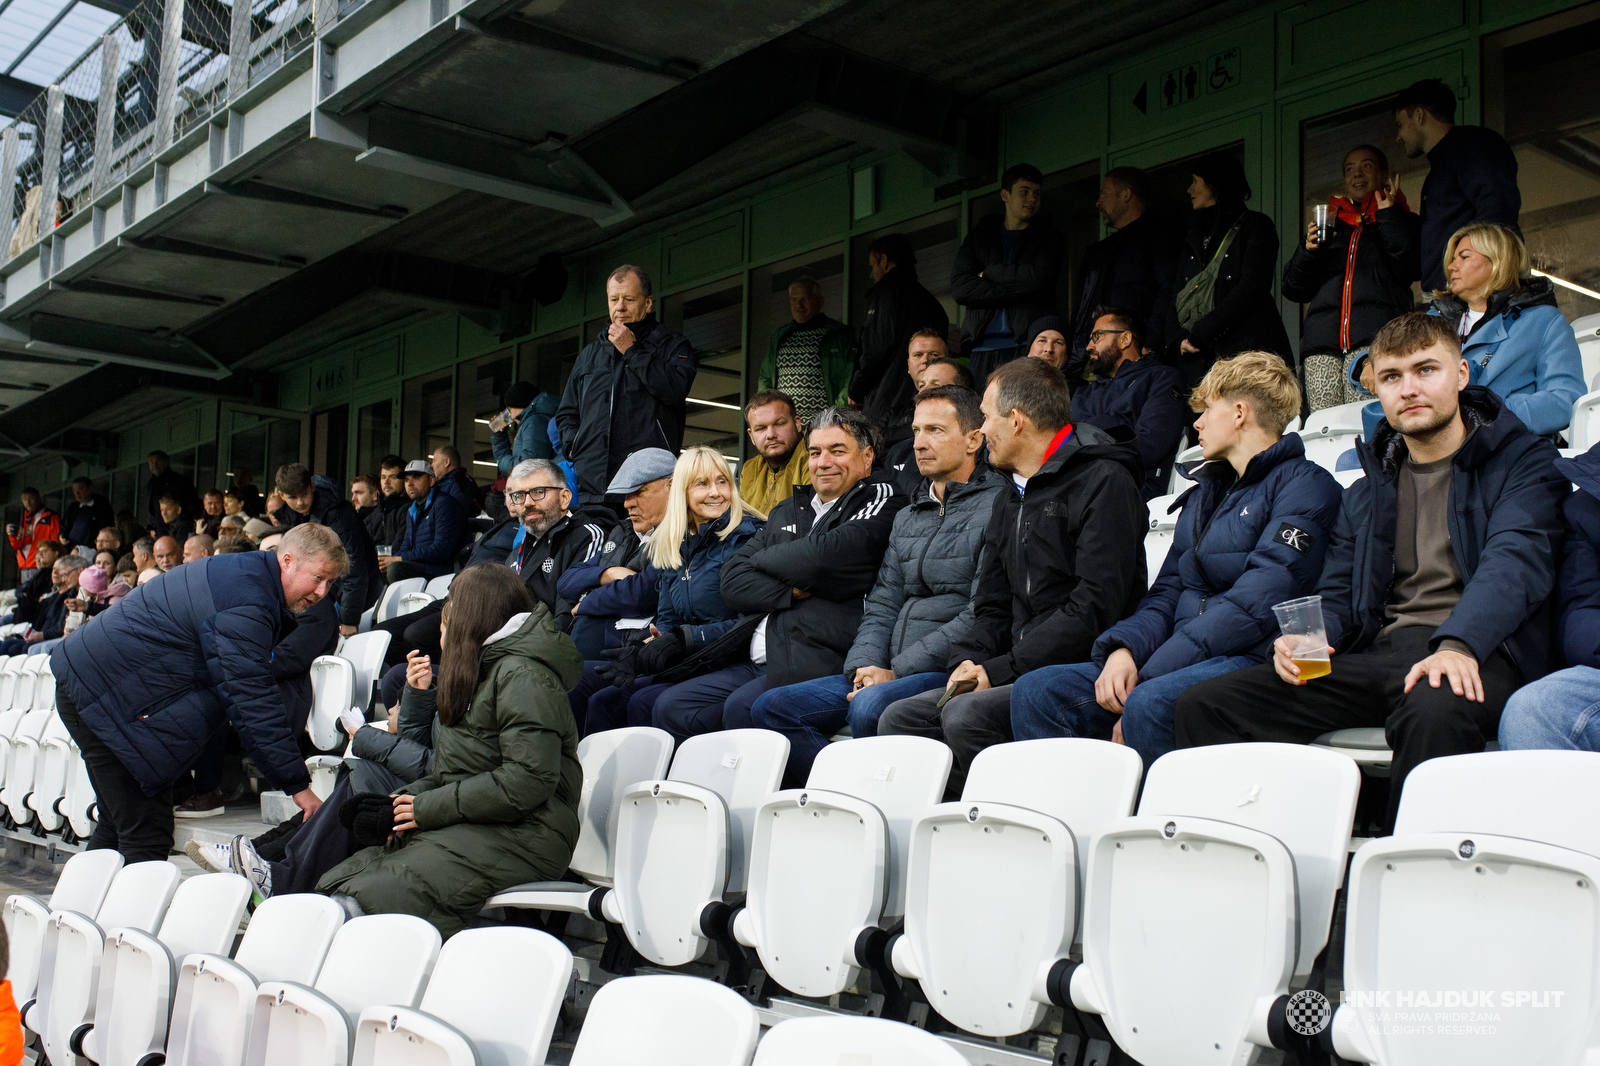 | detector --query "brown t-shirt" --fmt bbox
[1383,451,1464,635]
